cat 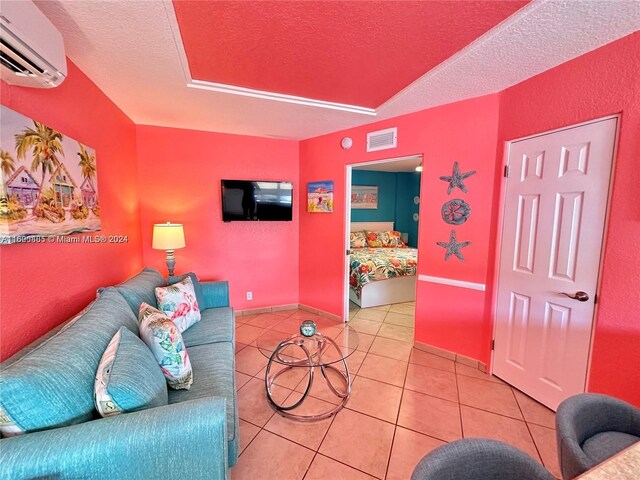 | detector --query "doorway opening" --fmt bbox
[343,154,423,325]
